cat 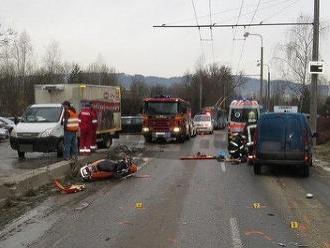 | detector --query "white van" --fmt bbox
[10,104,65,159]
